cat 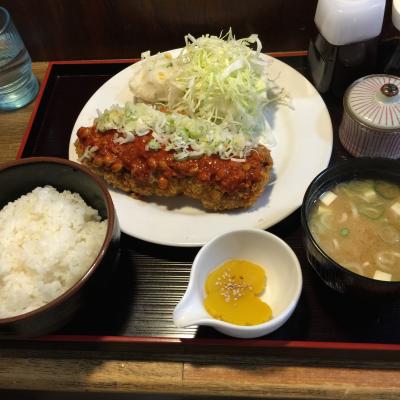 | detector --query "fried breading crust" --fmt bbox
[75,126,273,211]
